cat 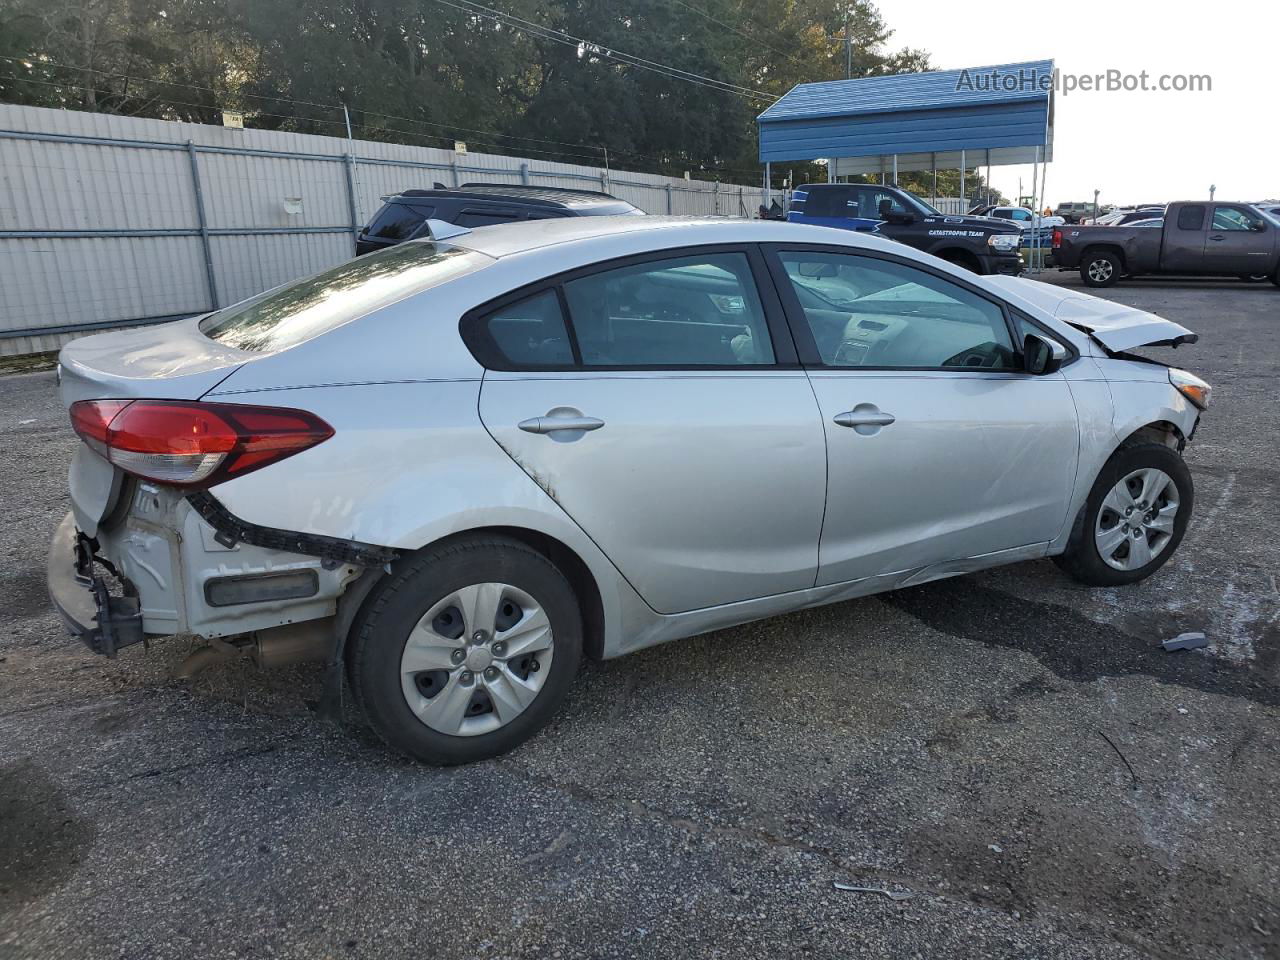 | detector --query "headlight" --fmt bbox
[1169,367,1211,409]
[987,234,1019,252]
